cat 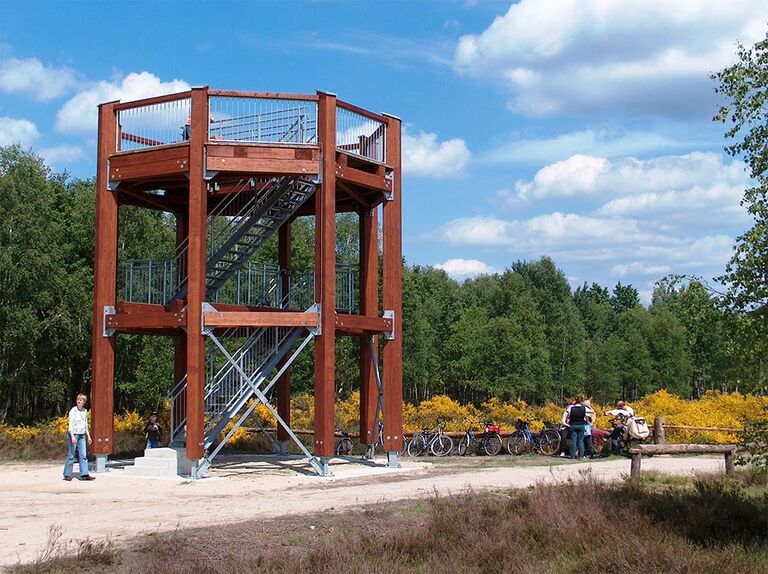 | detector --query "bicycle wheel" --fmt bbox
[335,437,353,456]
[430,434,454,456]
[457,435,471,456]
[407,434,427,457]
[399,437,408,456]
[482,433,503,456]
[506,432,530,455]
[538,430,560,456]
